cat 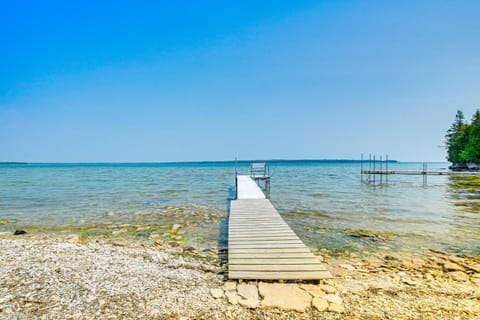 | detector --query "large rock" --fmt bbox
[466,264,480,273]
[225,291,240,305]
[450,271,469,282]
[237,284,259,308]
[443,262,464,272]
[319,285,336,294]
[223,281,237,292]
[258,283,312,312]
[312,297,329,311]
[328,303,345,313]
[299,284,324,297]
